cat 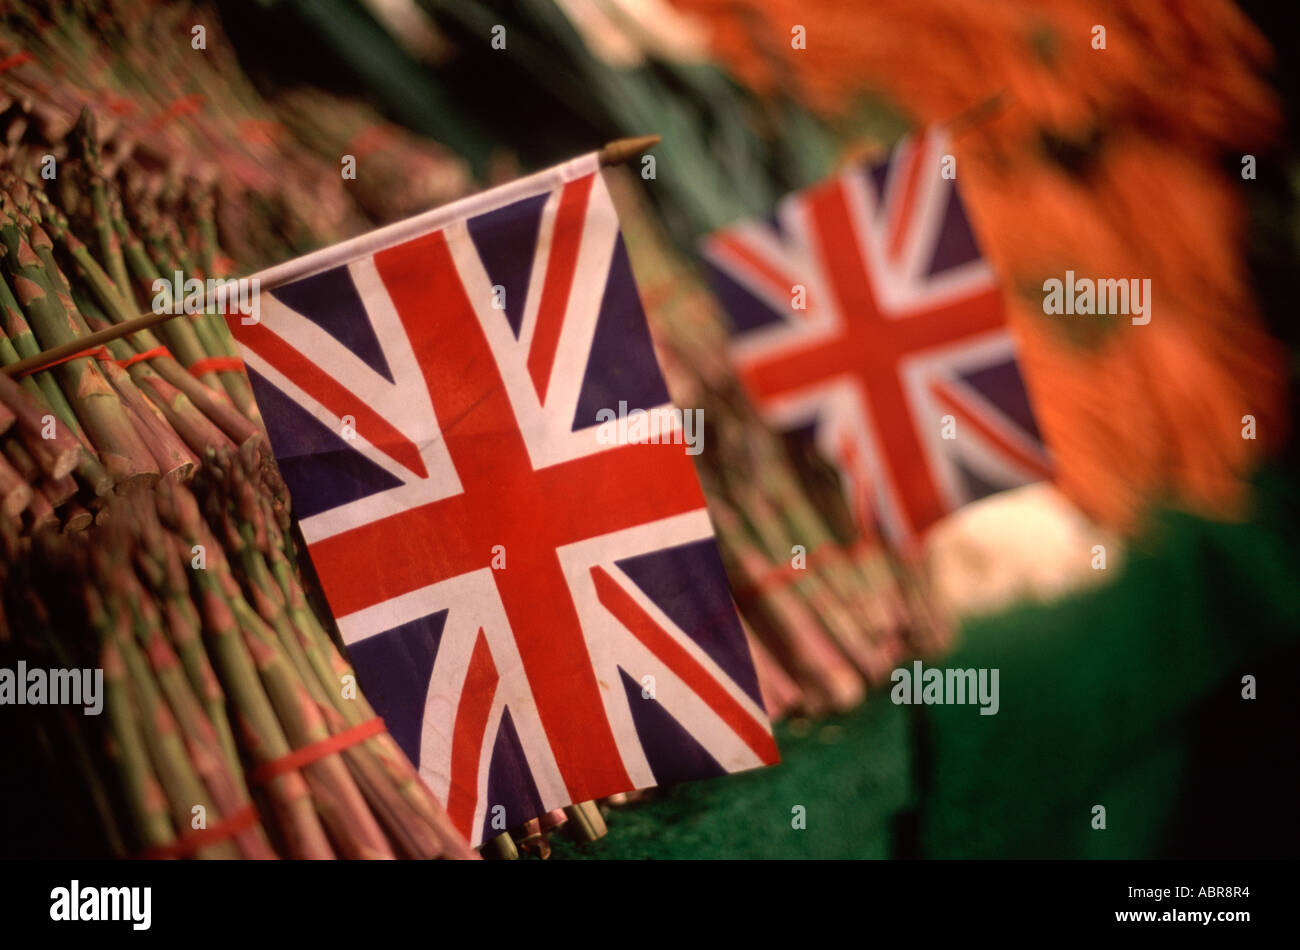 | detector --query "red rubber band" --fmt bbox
[249,717,387,785]
[810,544,847,570]
[137,803,259,860]
[13,345,113,379]
[346,124,393,159]
[104,95,137,117]
[735,537,886,600]
[238,119,283,145]
[0,52,33,73]
[188,356,245,377]
[118,345,172,371]
[750,559,799,596]
[150,93,205,131]
[844,534,881,560]
[746,541,840,596]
